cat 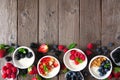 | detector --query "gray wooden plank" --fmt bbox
[39,0,59,44]
[0,0,17,80]
[80,0,101,80]
[39,0,59,80]
[18,0,38,46]
[17,0,38,80]
[59,0,80,80]
[102,0,120,47]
